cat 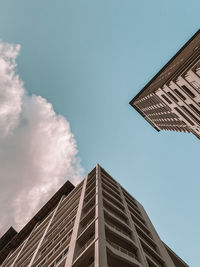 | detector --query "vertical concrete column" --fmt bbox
[29,195,64,266]
[94,164,108,267]
[138,203,176,267]
[65,177,88,267]
[118,185,148,267]
[10,223,38,267]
